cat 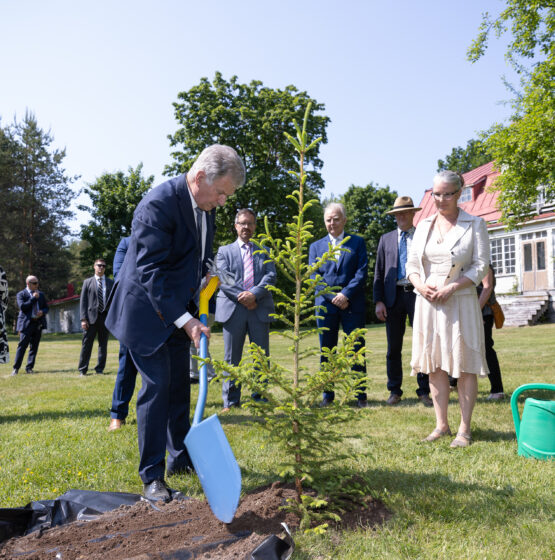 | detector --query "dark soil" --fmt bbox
[0,482,390,559]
